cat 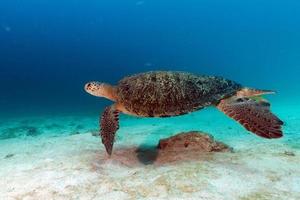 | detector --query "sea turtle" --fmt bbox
[84,71,283,155]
